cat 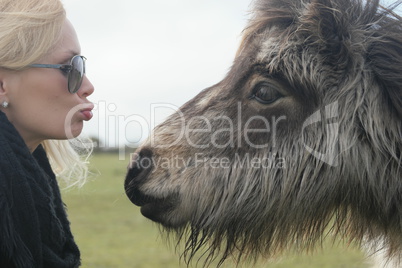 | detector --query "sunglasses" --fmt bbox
[29,55,86,94]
